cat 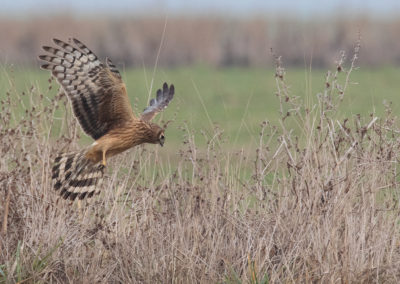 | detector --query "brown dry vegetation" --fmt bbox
[2,16,400,68]
[2,44,400,283]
